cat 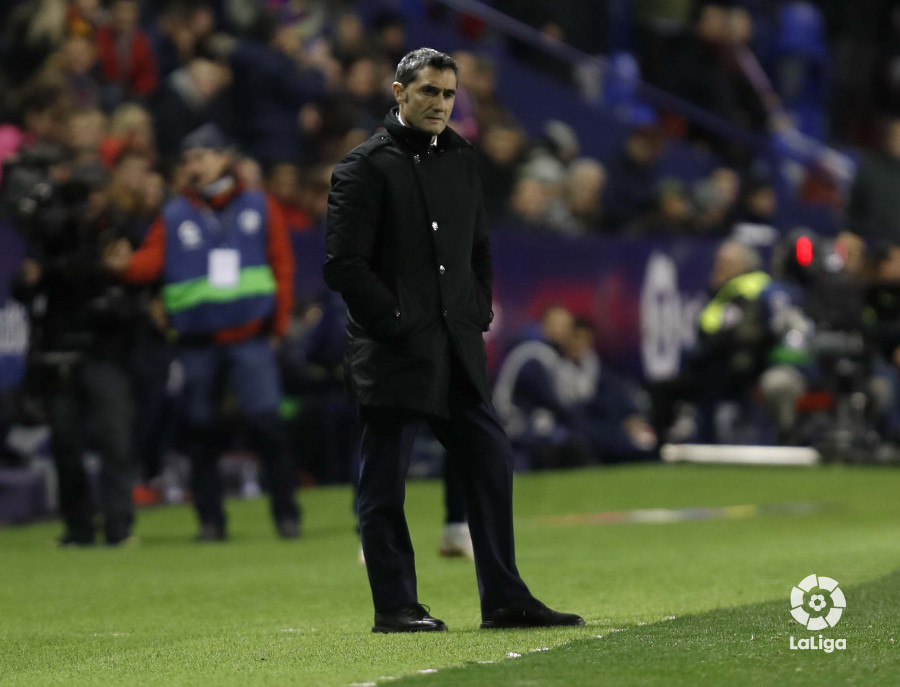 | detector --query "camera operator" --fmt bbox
[778,230,895,460]
[659,240,815,444]
[864,242,900,442]
[4,153,139,547]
